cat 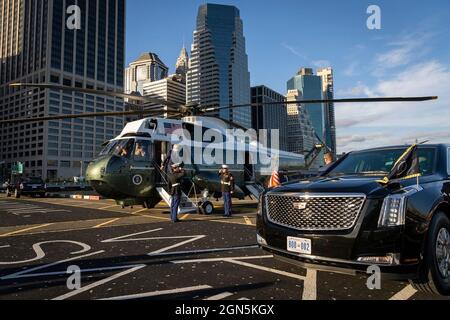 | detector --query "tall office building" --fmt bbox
[187,3,251,128]
[317,67,336,157]
[0,0,126,180]
[175,46,189,82]
[287,68,325,165]
[286,90,318,167]
[251,86,287,151]
[125,52,168,95]
[142,75,186,117]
